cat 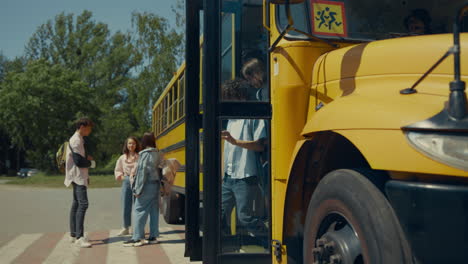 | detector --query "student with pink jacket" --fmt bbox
[114,136,140,236]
